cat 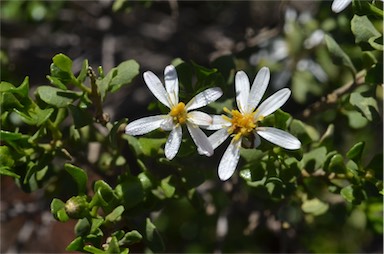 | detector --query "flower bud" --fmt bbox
[65,195,89,219]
